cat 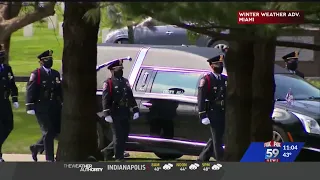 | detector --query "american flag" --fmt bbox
[285,89,294,105]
